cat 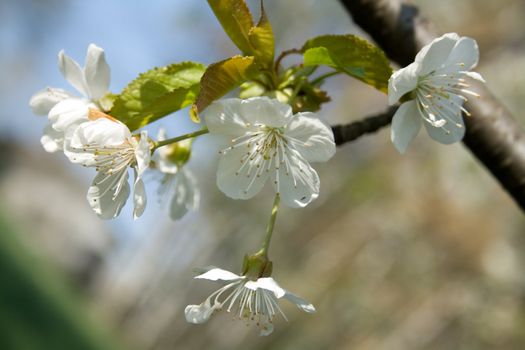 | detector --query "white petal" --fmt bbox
[423,120,465,144]
[388,62,419,105]
[155,128,175,169]
[156,128,179,173]
[238,97,293,128]
[182,168,200,209]
[285,112,335,163]
[84,44,111,100]
[48,98,91,132]
[169,169,199,220]
[30,88,73,115]
[157,127,167,141]
[445,37,479,71]
[87,170,130,220]
[204,98,253,137]
[216,147,269,200]
[259,322,274,336]
[185,300,218,324]
[391,100,422,154]
[58,50,88,97]
[416,33,460,75]
[135,130,151,178]
[193,265,222,275]
[76,118,129,146]
[65,118,130,165]
[283,291,316,313]
[273,150,320,208]
[462,71,485,83]
[40,124,63,153]
[245,277,286,298]
[169,176,189,220]
[194,268,243,281]
[423,97,465,145]
[158,159,178,174]
[133,173,147,219]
